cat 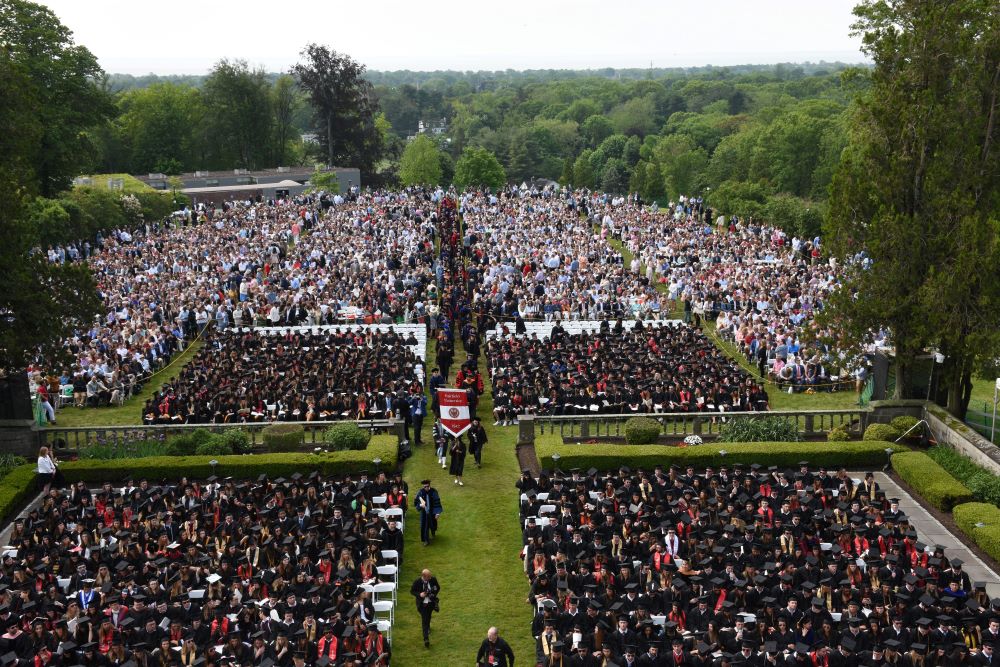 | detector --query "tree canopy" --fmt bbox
[823,0,1000,418]
[454,147,506,190]
[399,135,443,186]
